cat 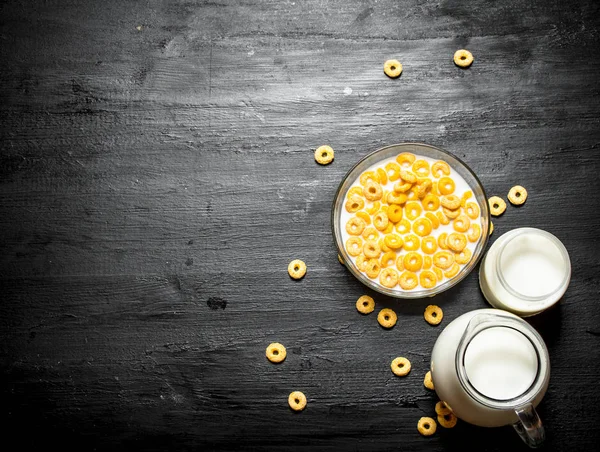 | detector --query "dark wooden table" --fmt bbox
[2,0,599,450]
